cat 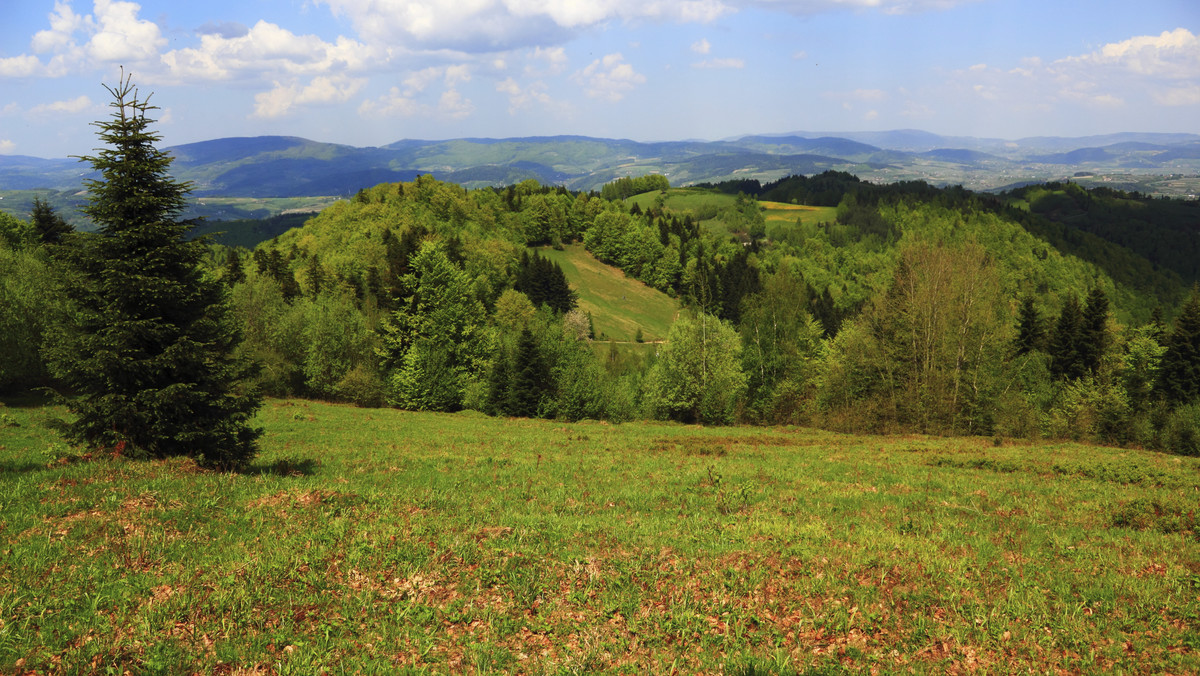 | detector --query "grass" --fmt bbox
[1,398,1198,673]
[760,201,838,229]
[537,244,677,342]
